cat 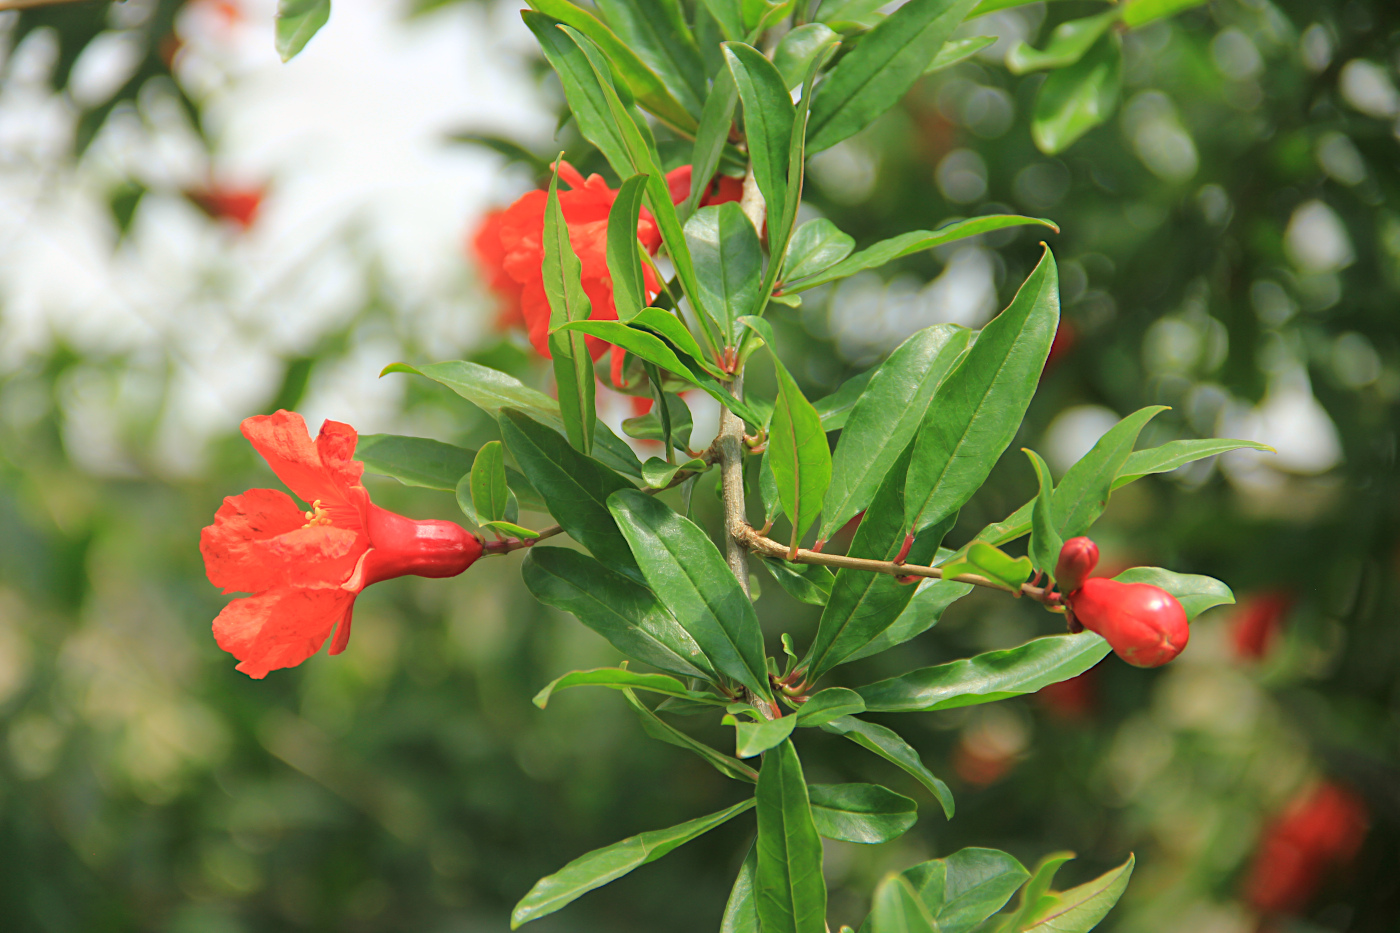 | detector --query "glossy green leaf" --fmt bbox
[809,783,916,845]
[721,844,761,933]
[522,547,713,680]
[1053,406,1167,538]
[630,308,727,378]
[524,13,634,175]
[813,368,875,430]
[1112,568,1234,620]
[1020,855,1133,933]
[622,689,758,783]
[783,219,856,285]
[356,433,472,492]
[995,851,1075,933]
[683,66,739,223]
[728,712,798,758]
[640,457,708,489]
[760,558,835,606]
[483,520,539,538]
[383,361,641,477]
[794,687,865,726]
[1114,437,1273,488]
[904,247,1059,538]
[756,740,826,933]
[869,874,938,933]
[925,35,997,73]
[1122,0,1209,28]
[510,799,755,927]
[774,24,841,90]
[844,575,973,662]
[593,0,707,117]
[525,0,695,132]
[820,324,971,543]
[533,667,727,708]
[542,150,597,456]
[723,42,795,247]
[1025,449,1062,575]
[1031,34,1121,155]
[688,202,763,342]
[821,716,954,818]
[786,215,1059,292]
[950,542,1032,590]
[275,0,330,61]
[607,175,650,322]
[901,848,1030,933]
[857,632,1111,713]
[743,317,832,550]
[470,441,510,523]
[806,0,979,153]
[1005,9,1120,75]
[500,409,641,578]
[608,489,773,700]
